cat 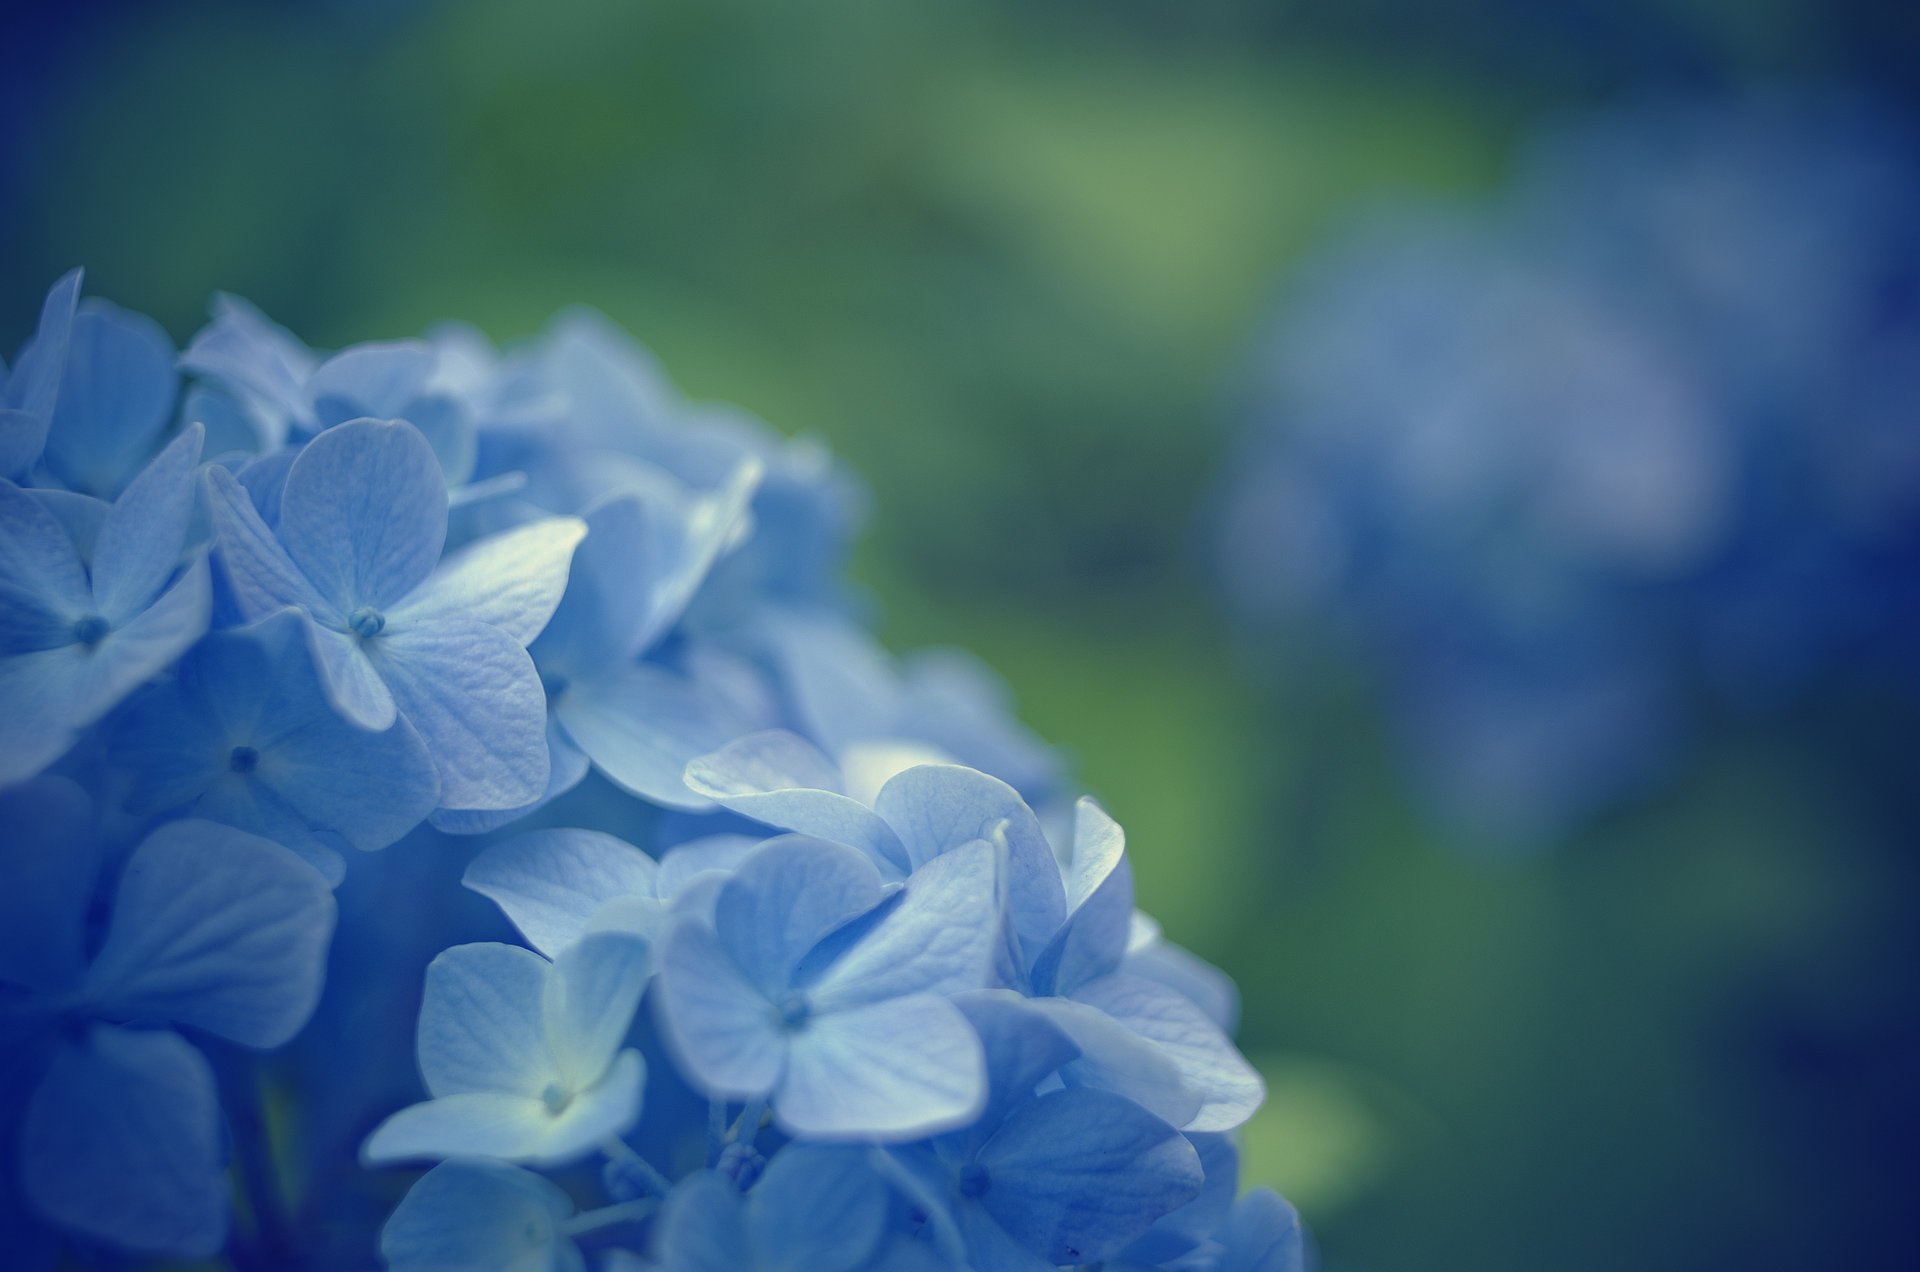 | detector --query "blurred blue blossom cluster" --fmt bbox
[1216,94,1920,843]
[0,271,1299,1269]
